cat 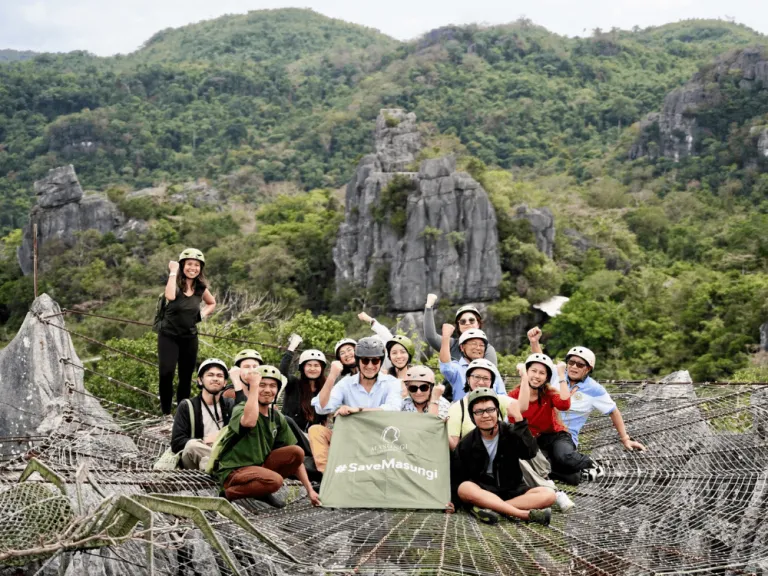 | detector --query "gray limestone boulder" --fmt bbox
[18,167,125,275]
[334,109,502,312]
[34,165,83,208]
